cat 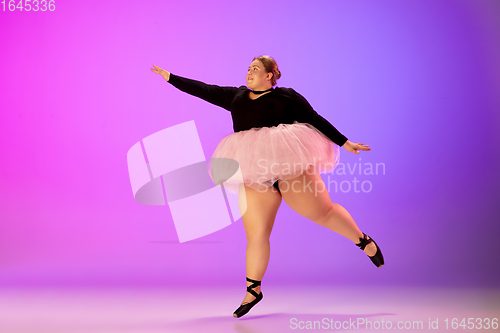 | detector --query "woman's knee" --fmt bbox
[246,230,272,242]
[312,202,336,226]
[242,214,274,241]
